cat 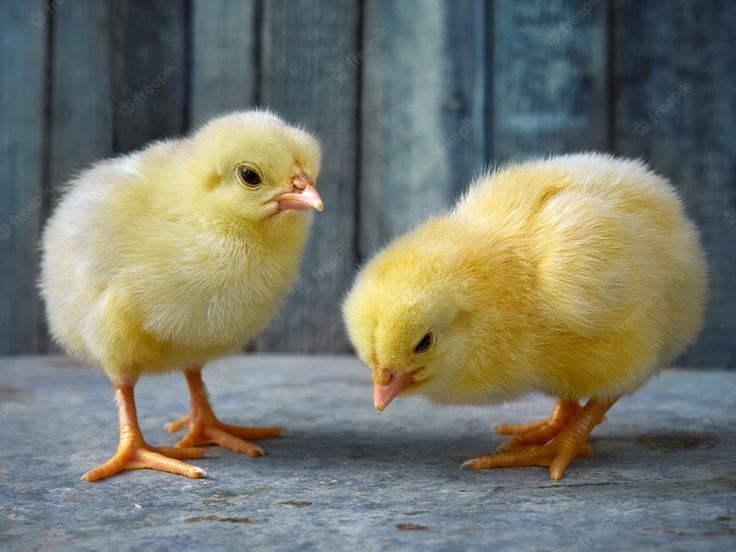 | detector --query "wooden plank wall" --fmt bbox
[1,0,734,367]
